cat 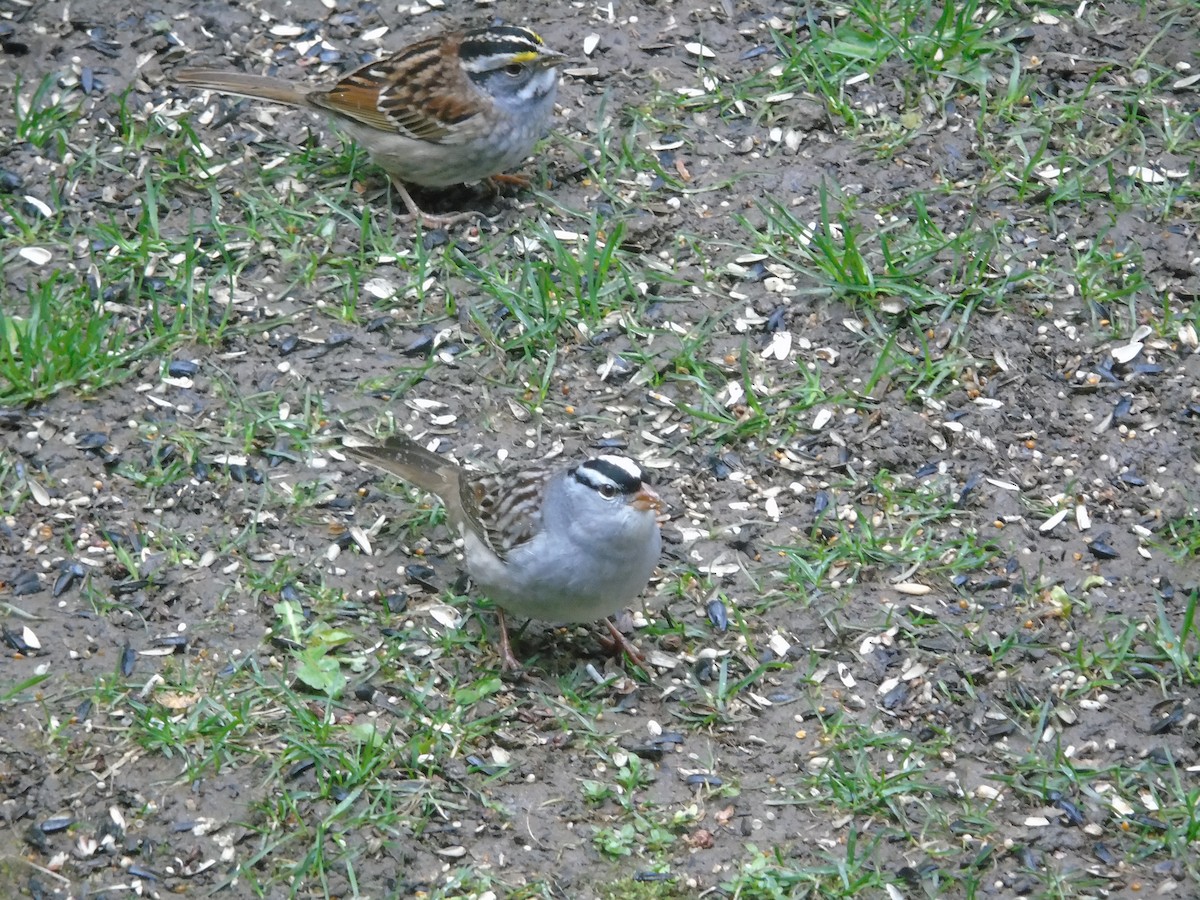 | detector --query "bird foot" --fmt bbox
[601,617,653,678]
[387,176,495,230]
[413,209,494,230]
